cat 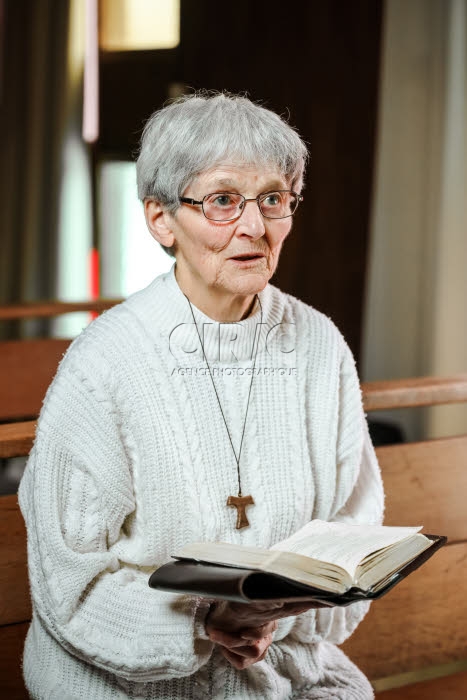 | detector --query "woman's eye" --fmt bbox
[264,193,281,206]
[213,194,234,207]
